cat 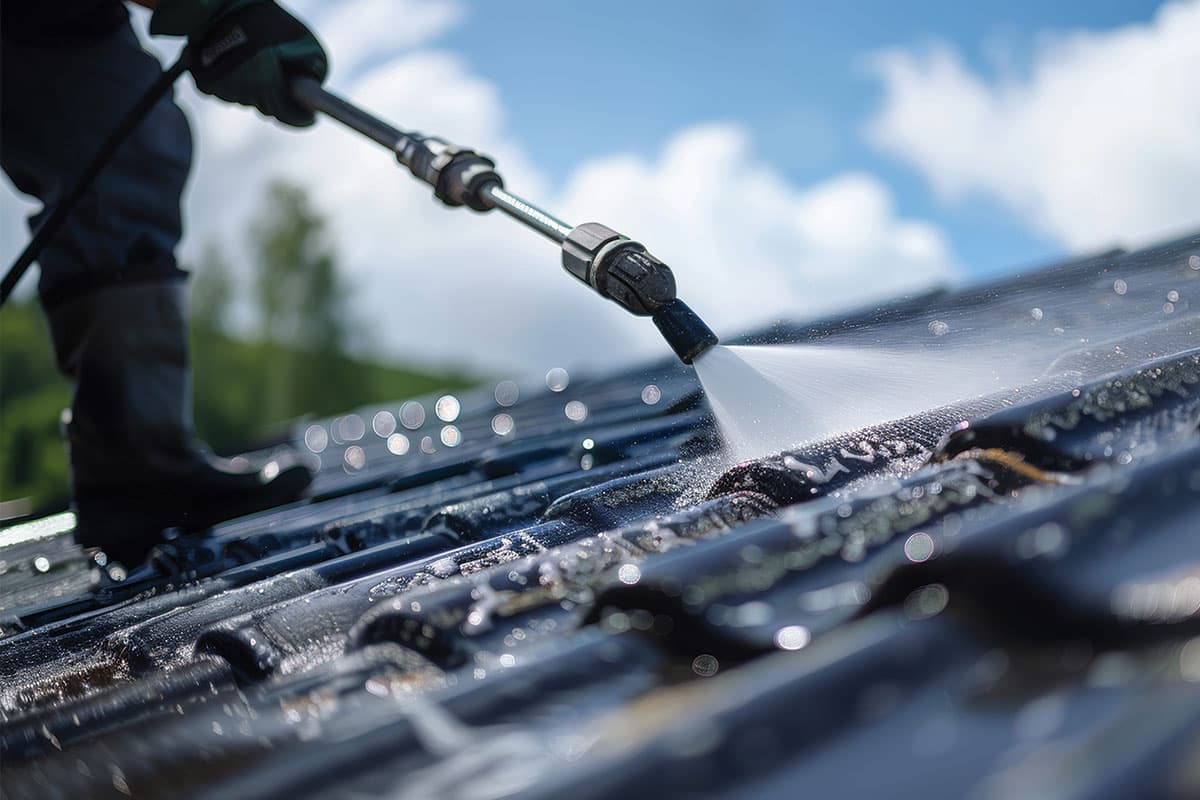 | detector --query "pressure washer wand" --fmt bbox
[290,78,719,365]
